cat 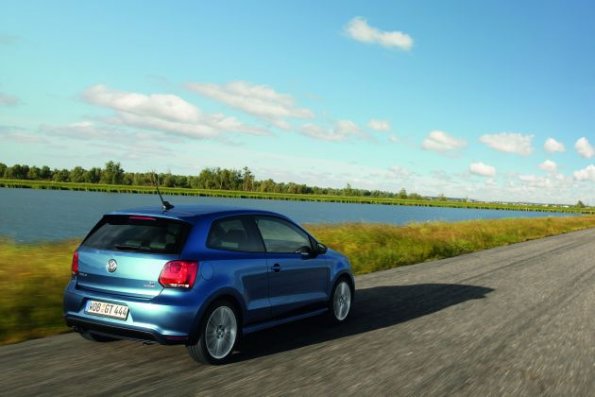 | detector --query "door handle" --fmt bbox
[271,263,281,272]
